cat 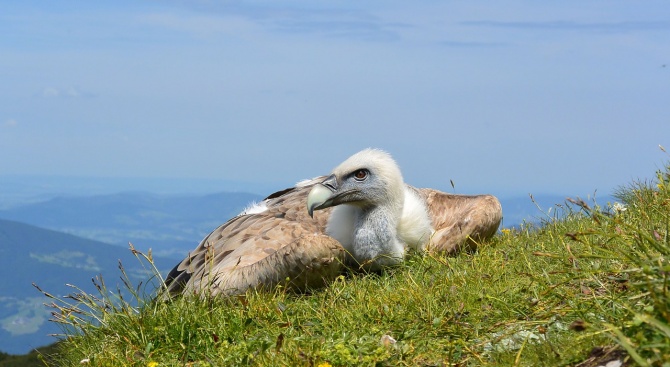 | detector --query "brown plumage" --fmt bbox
[164,150,502,297]
[420,189,502,254]
[164,177,346,297]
